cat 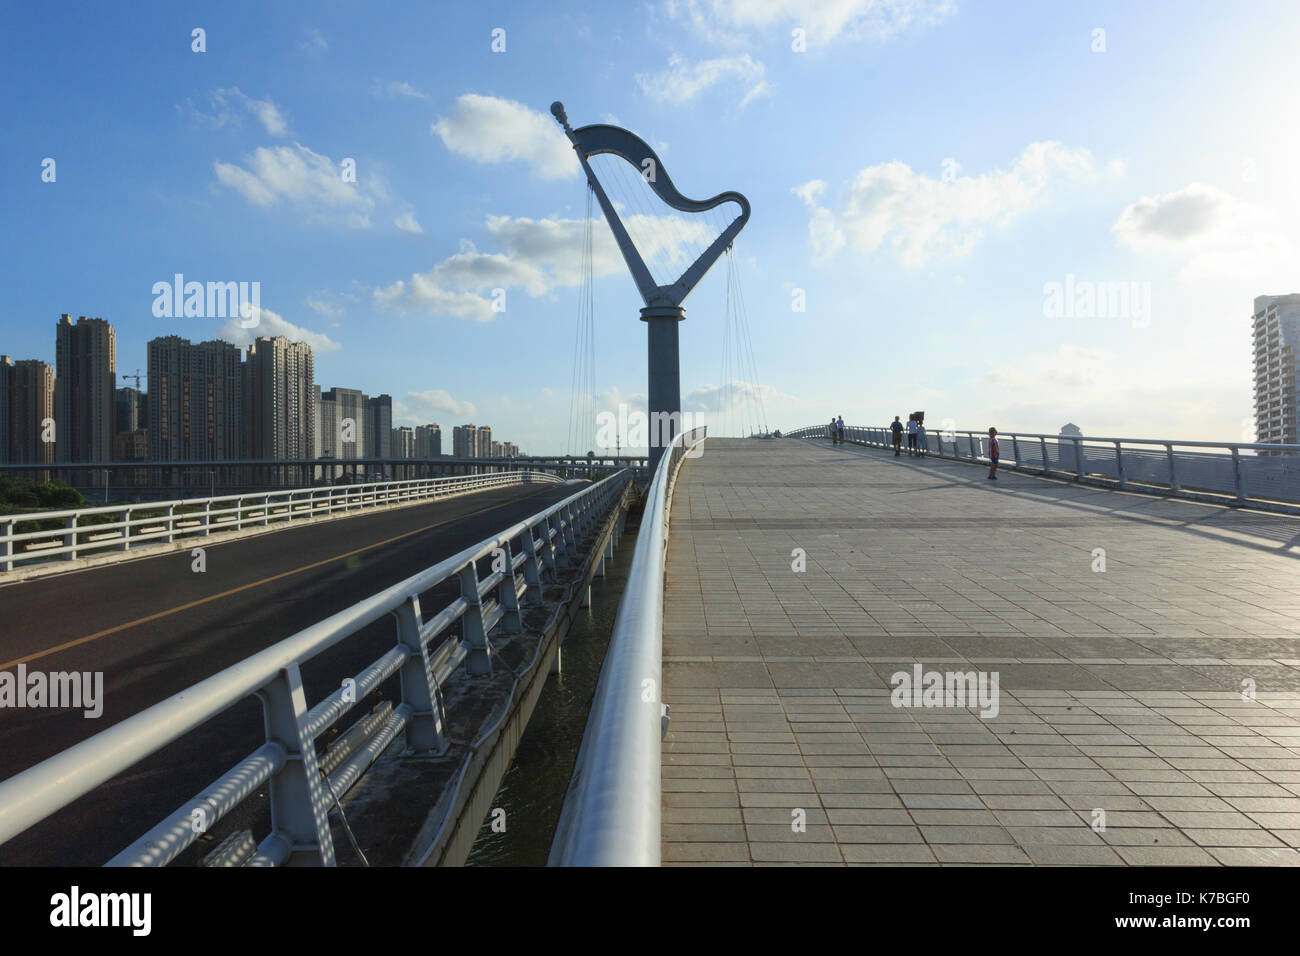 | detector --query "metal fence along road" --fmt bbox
[549,426,707,867]
[789,424,1300,513]
[0,470,632,866]
[0,471,565,573]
